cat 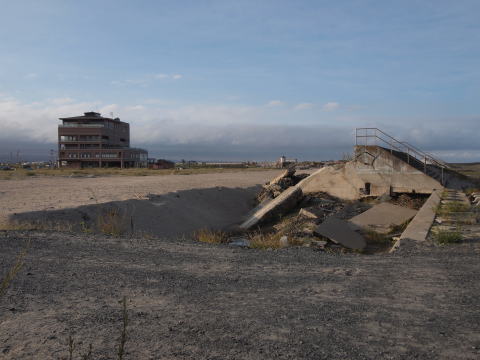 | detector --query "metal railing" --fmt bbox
[355,128,448,184]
